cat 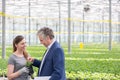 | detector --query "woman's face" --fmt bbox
[15,39,27,51]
